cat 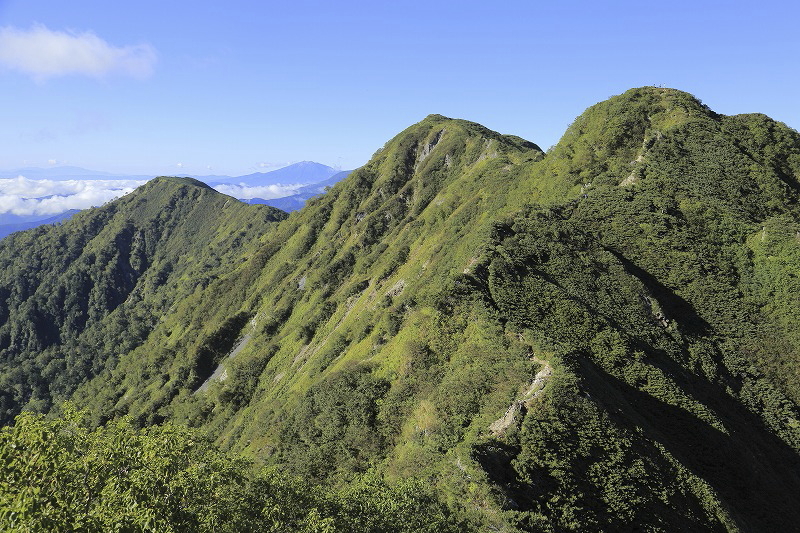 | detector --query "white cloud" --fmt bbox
[0,24,156,81]
[0,177,147,215]
[0,177,305,217]
[213,183,301,200]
